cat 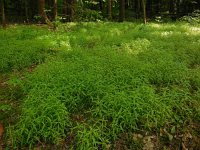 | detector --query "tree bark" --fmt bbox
[1,0,6,28]
[176,0,180,18]
[135,0,141,18]
[53,0,57,20]
[146,0,152,19]
[25,0,29,22]
[99,0,103,11]
[142,0,147,24]
[108,0,112,20]
[119,0,125,22]
[169,0,176,20]
[38,0,52,26]
[64,0,74,22]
